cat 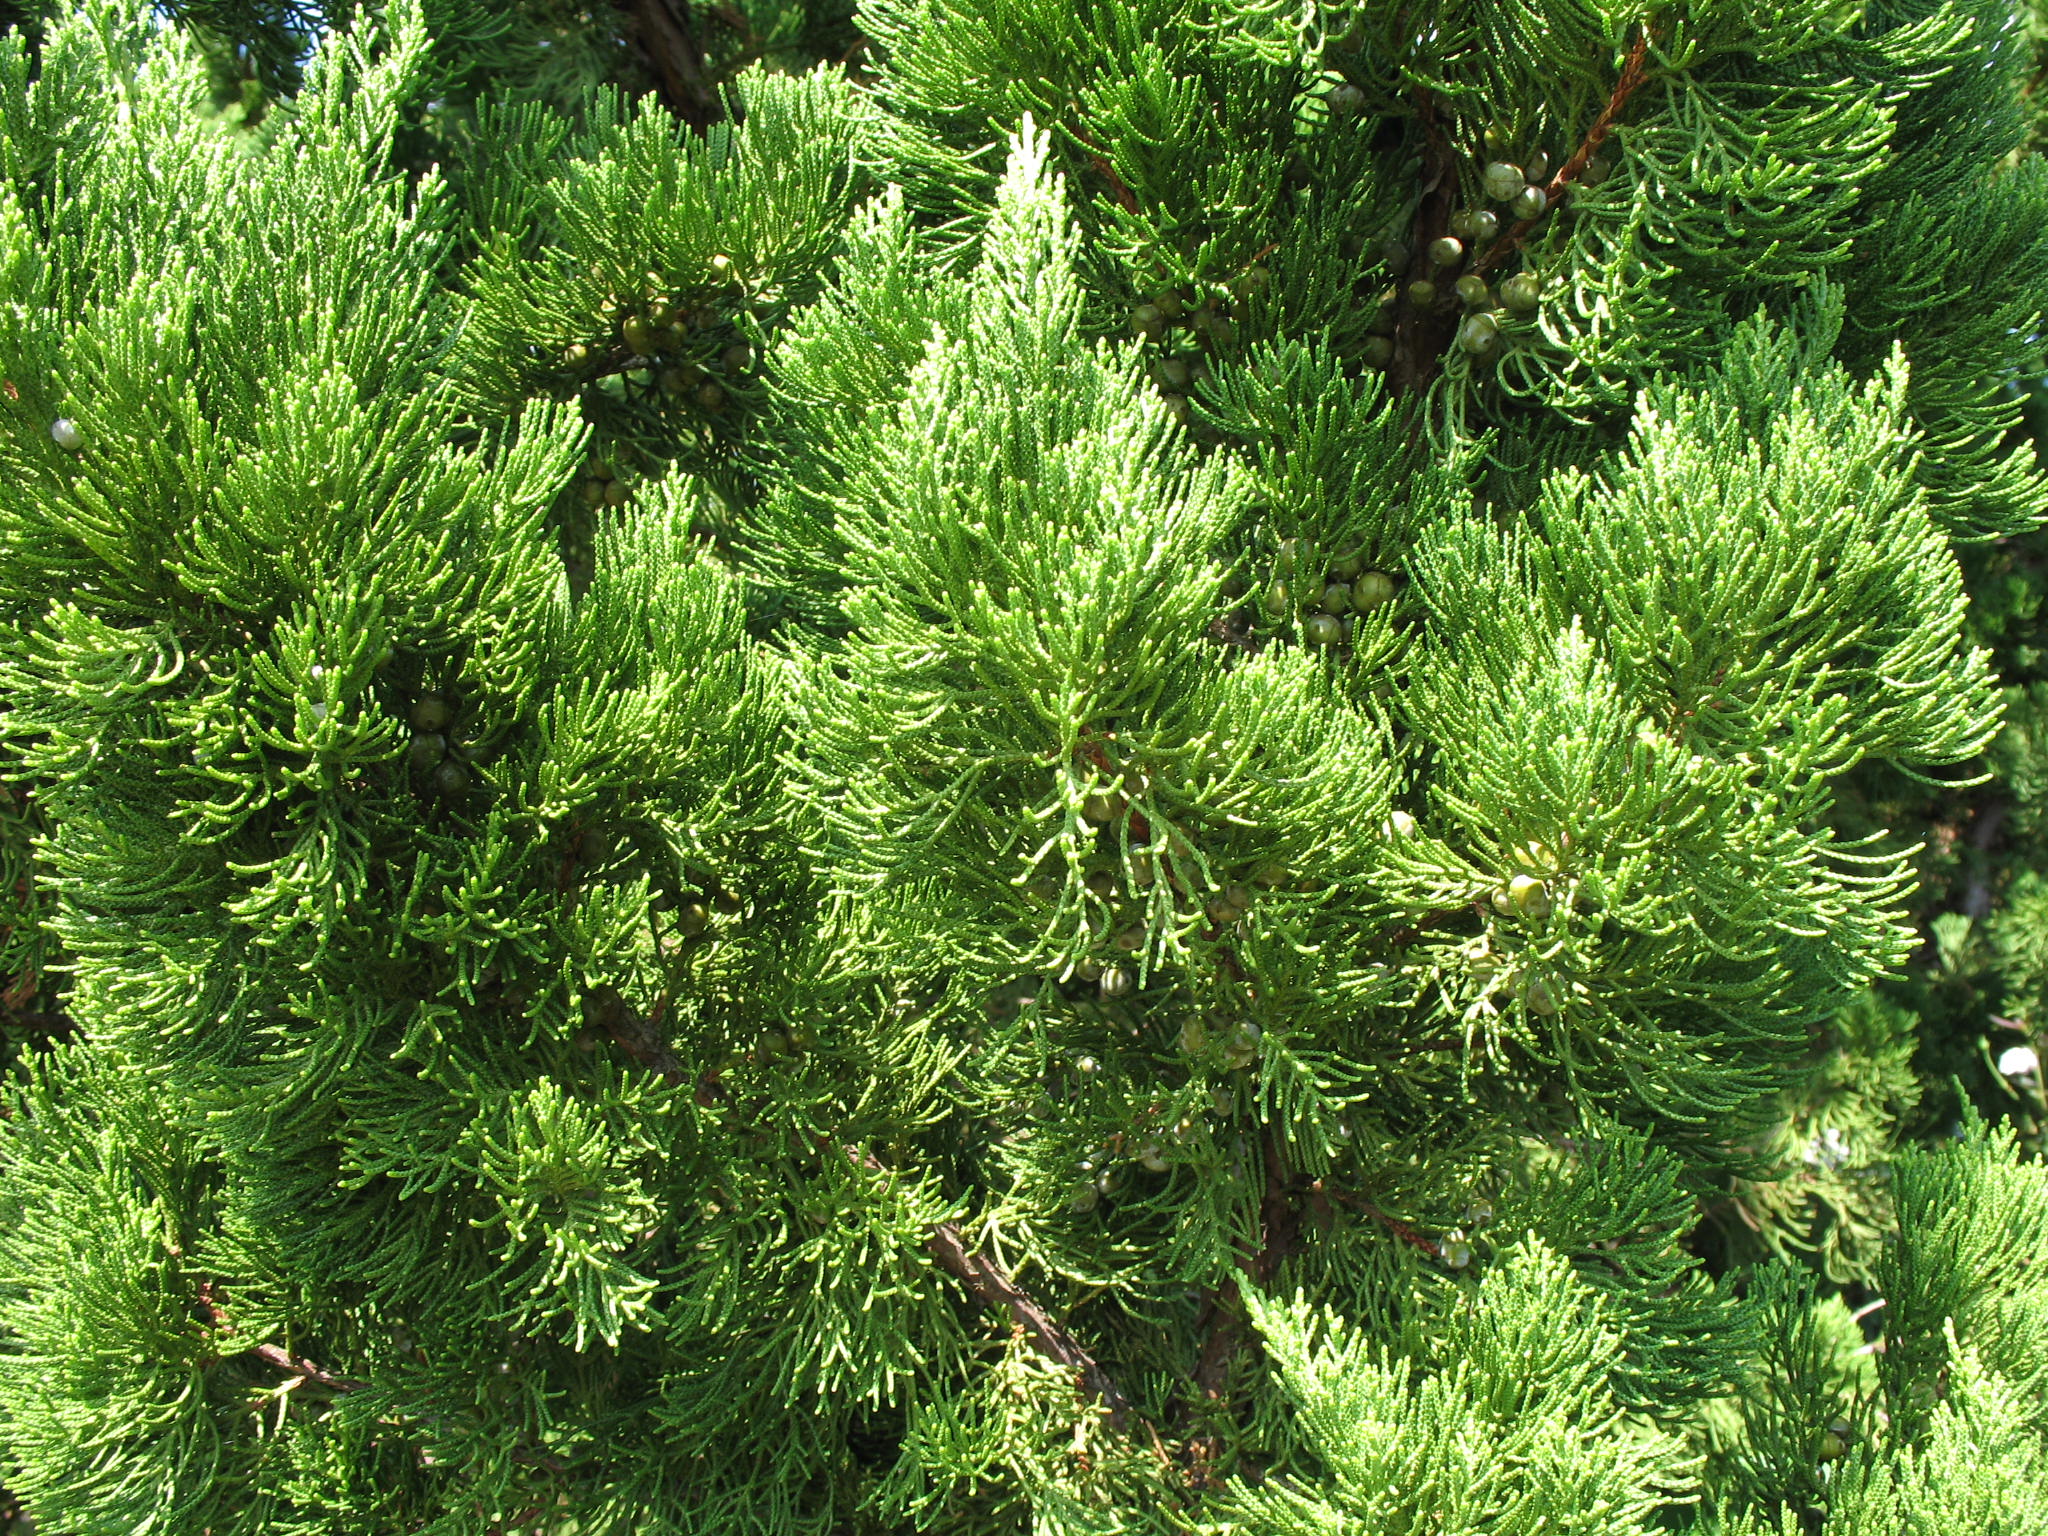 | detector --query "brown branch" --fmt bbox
[1066,124,1139,214]
[1076,733,1153,844]
[831,1141,1164,1459]
[1191,1286,1240,1405]
[588,986,731,1107]
[926,1221,1141,1433]
[1183,1281,1242,1490]
[0,960,36,1010]
[196,1283,365,1392]
[0,1008,74,1040]
[1177,1121,1304,1484]
[1086,153,1139,214]
[586,984,690,1085]
[1389,86,1460,398]
[1253,1125,1301,1286]
[1542,27,1653,201]
[1472,27,1653,278]
[620,0,723,129]
[556,828,588,904]
[247,1342,360,1391]
[588,994,1179,1479]
[1207,607,1262,657]
[1384,903,1479,946]
[1322,1187,1442,1258]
